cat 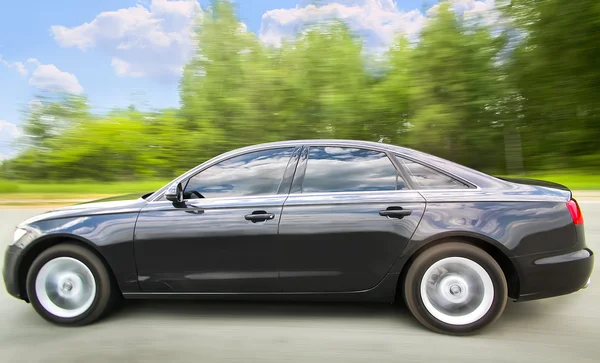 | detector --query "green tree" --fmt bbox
[180,0,256,154]
[406,2,508,170]
[5,0,600,181]
[501,0,600,171]
[368,36,414,144]
[278,21,371,140]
